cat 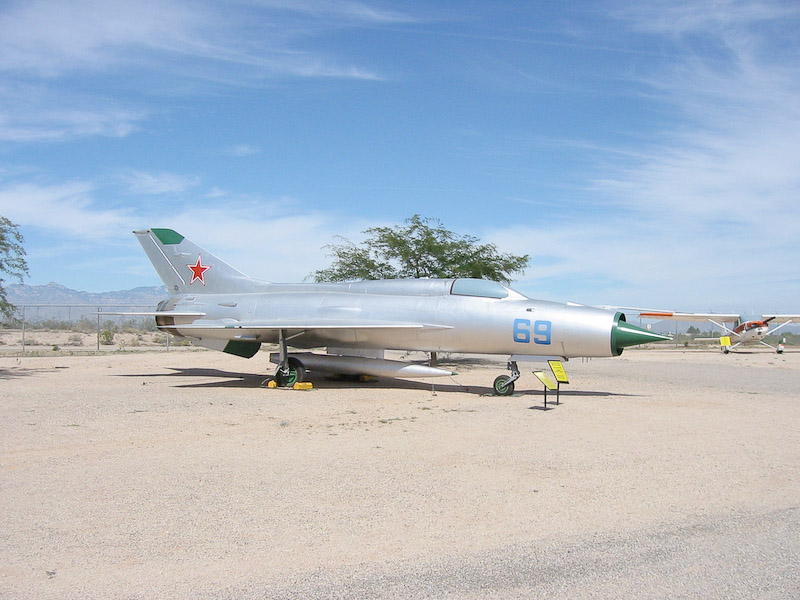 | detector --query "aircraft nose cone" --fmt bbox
[612,315,671,355]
